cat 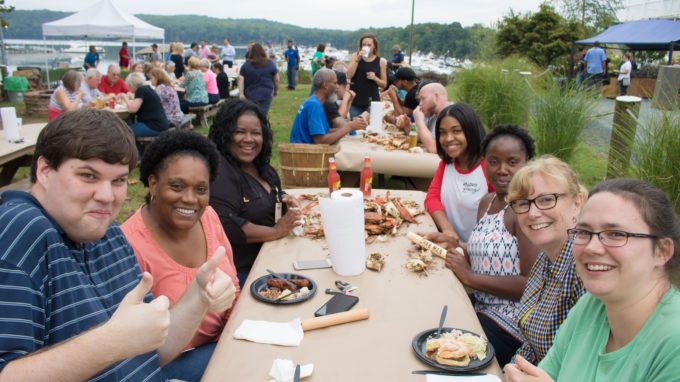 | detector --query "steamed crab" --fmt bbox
[296,192,424,240]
